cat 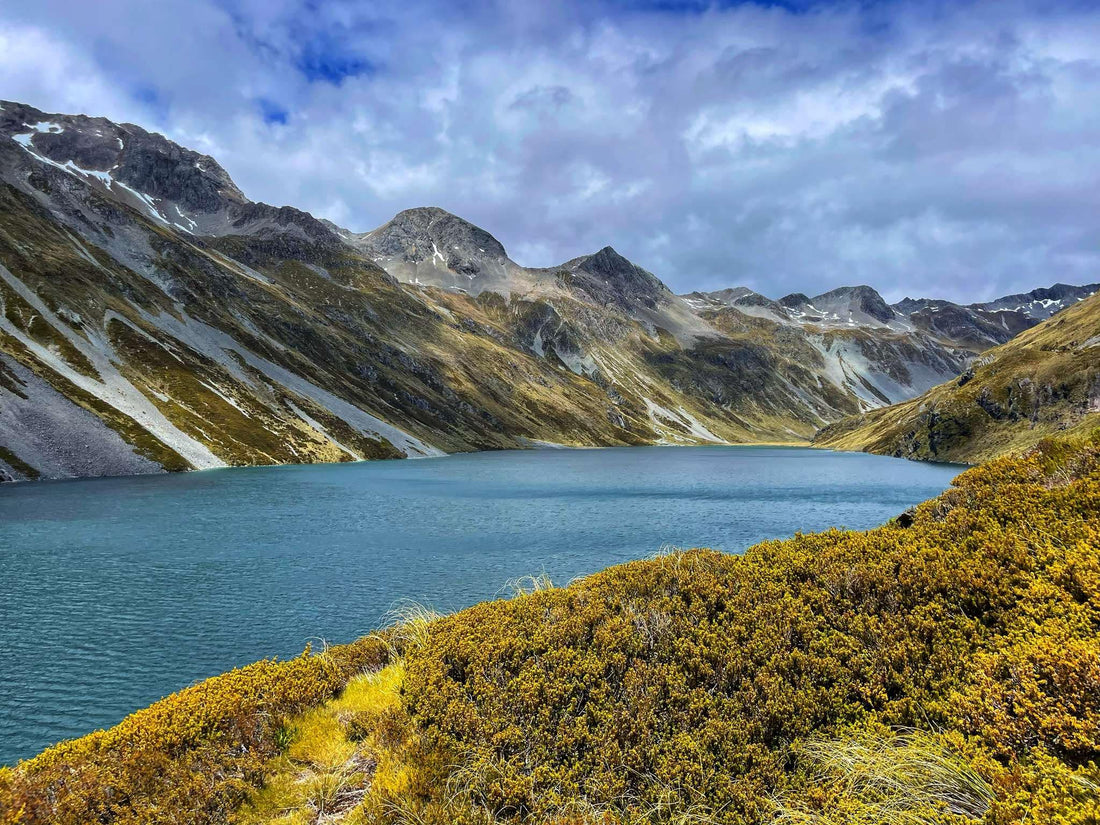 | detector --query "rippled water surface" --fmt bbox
[0,446,960,764]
